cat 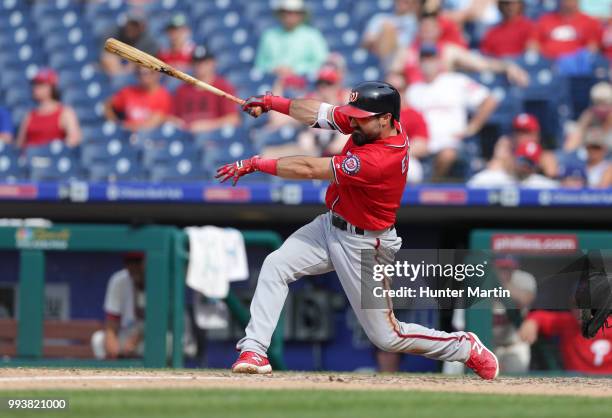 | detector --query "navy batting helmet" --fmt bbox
[336,81,401,121]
